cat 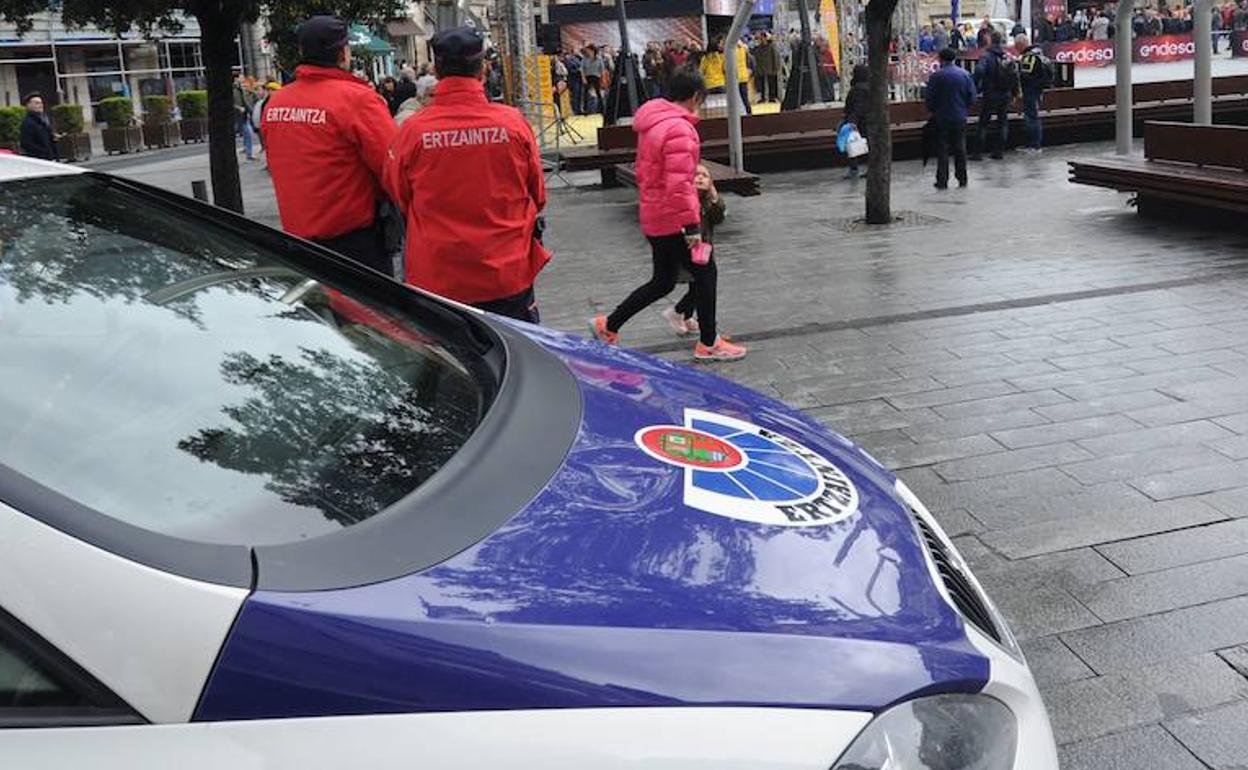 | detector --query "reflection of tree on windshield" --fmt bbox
[0,177,267,324]
[178,347,479,528]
